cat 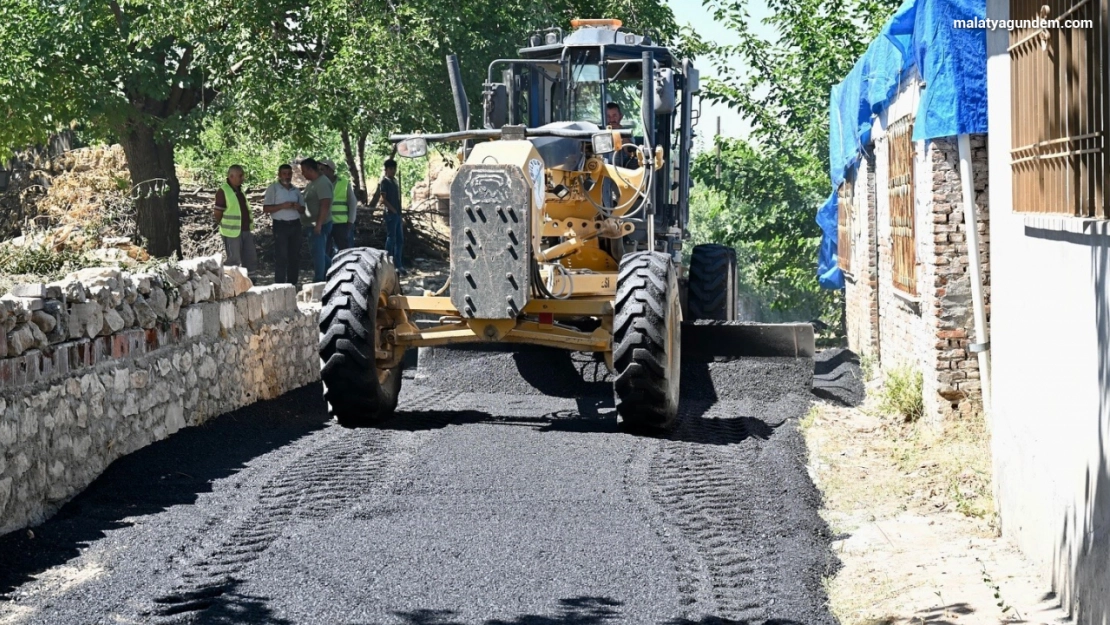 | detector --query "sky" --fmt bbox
[664,0,778,145]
